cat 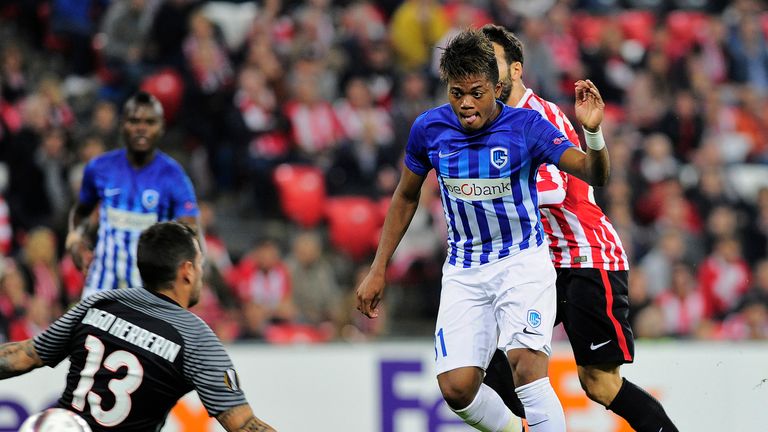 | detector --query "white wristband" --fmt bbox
[583,127,605,151]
